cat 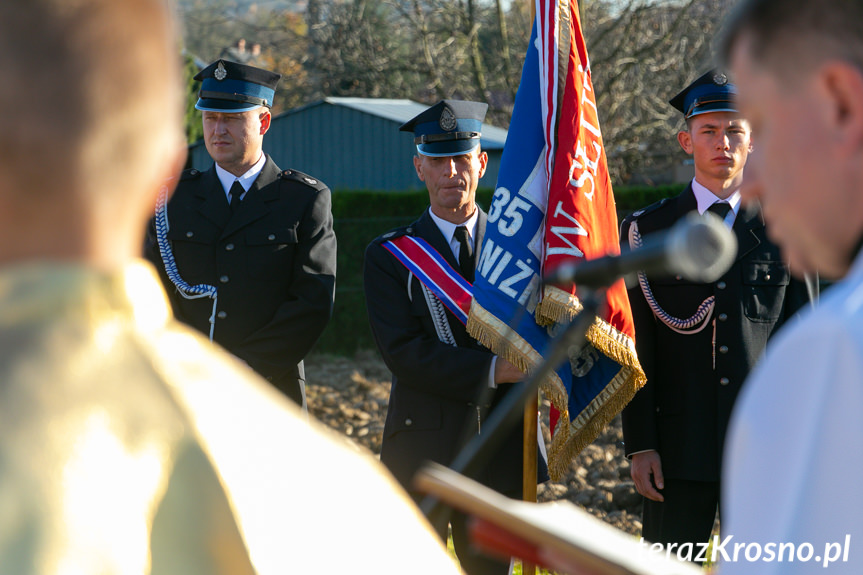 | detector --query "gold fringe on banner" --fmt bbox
[536,284,582,326]
[466,300,571,430]
[546,317,645,481]
[467,297,645,482]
